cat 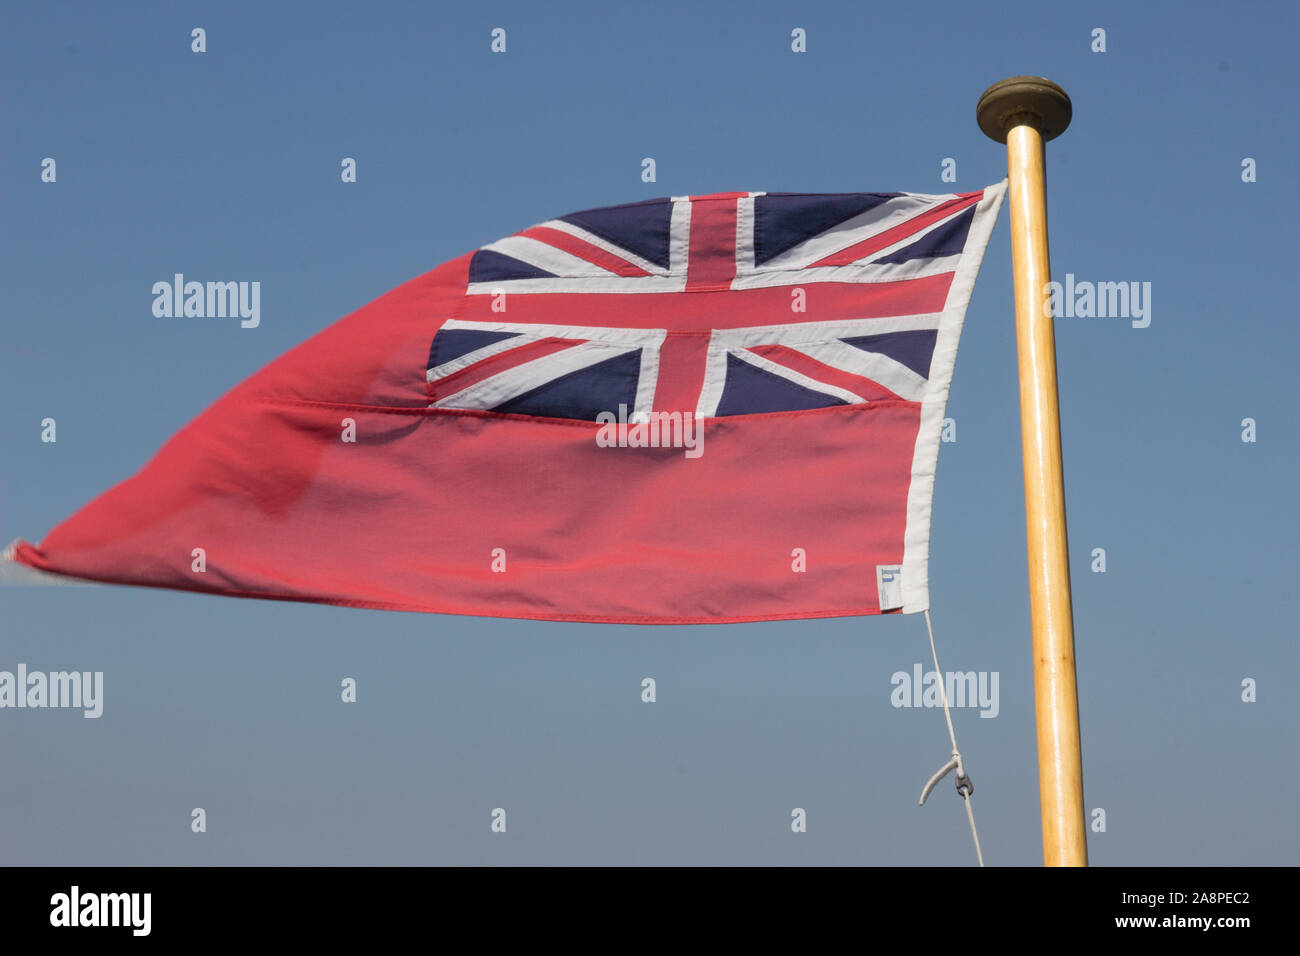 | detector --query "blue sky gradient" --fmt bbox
[1,0,1296,864]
